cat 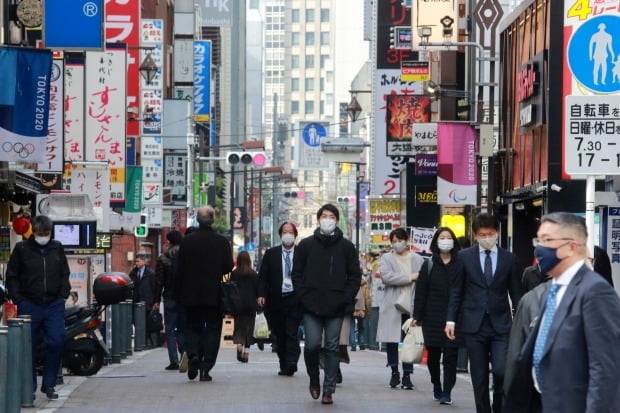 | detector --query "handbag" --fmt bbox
[394,284,413,315]
[219,274,243,315]
[253,312,270,339]
[400,318,424,364]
